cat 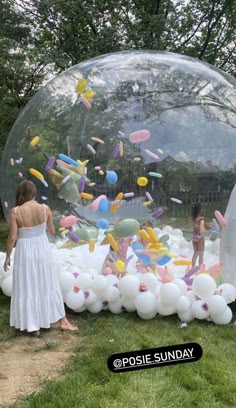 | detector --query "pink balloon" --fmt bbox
[129,130,150,143]
[214,210,226,227]
[81,96,92,110]
[56,159,71,168]
[144,149,159,160]
[90,195,107,211]
[104,267,112,275]
[59,215,79,228]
